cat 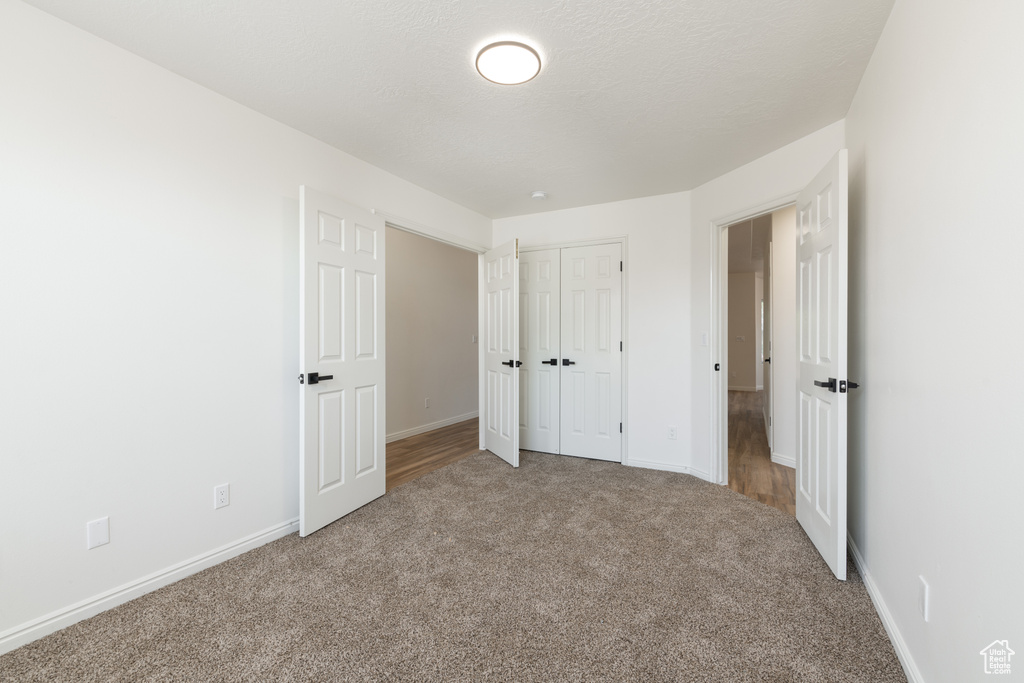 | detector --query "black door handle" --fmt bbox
[562,359,576,366]
[515,361,522,368]
[541,359,557,365]
[501,360,514,367]
[764,357,771,364]
[840,380,860,393]
[306,372,334,385]
[814,378,837,393]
